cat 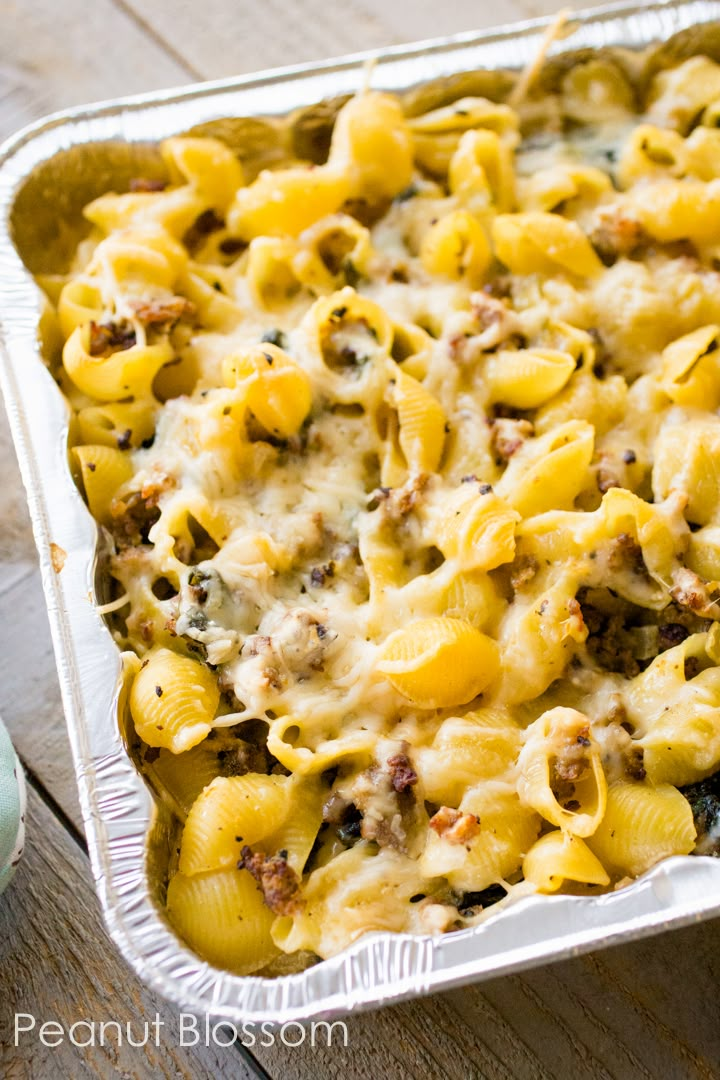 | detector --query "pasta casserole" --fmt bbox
[43,49,720,974]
